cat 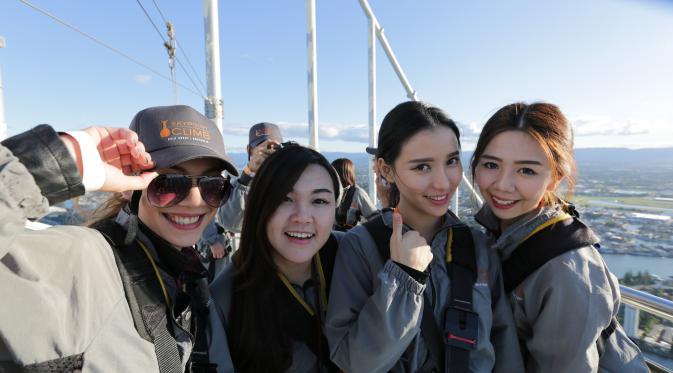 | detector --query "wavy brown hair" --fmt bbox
[331,158,356,188]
